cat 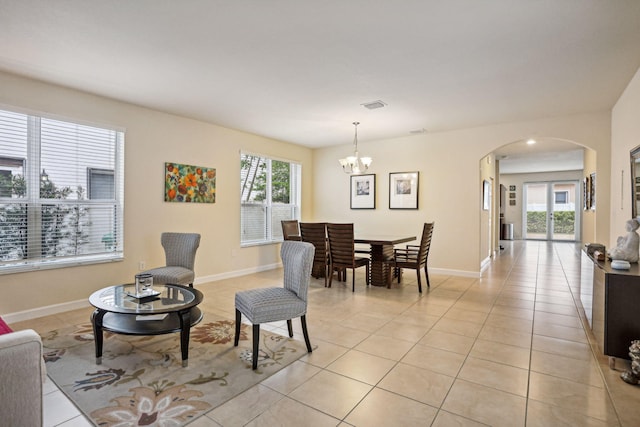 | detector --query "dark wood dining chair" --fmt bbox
[388,222,434,292]
[299,222,329,287]
[326,223,369,292]
[281,220,301,241]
